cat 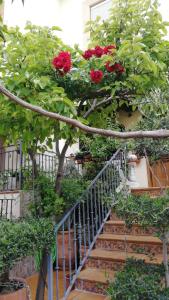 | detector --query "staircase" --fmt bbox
[67,209,163,300]
[47,149,164,300]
